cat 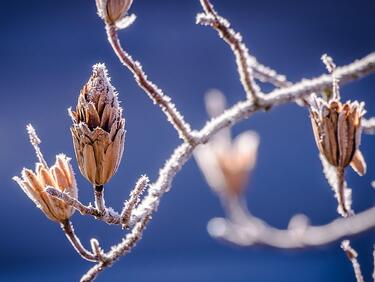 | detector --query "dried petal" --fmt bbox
[350,150,367,176]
